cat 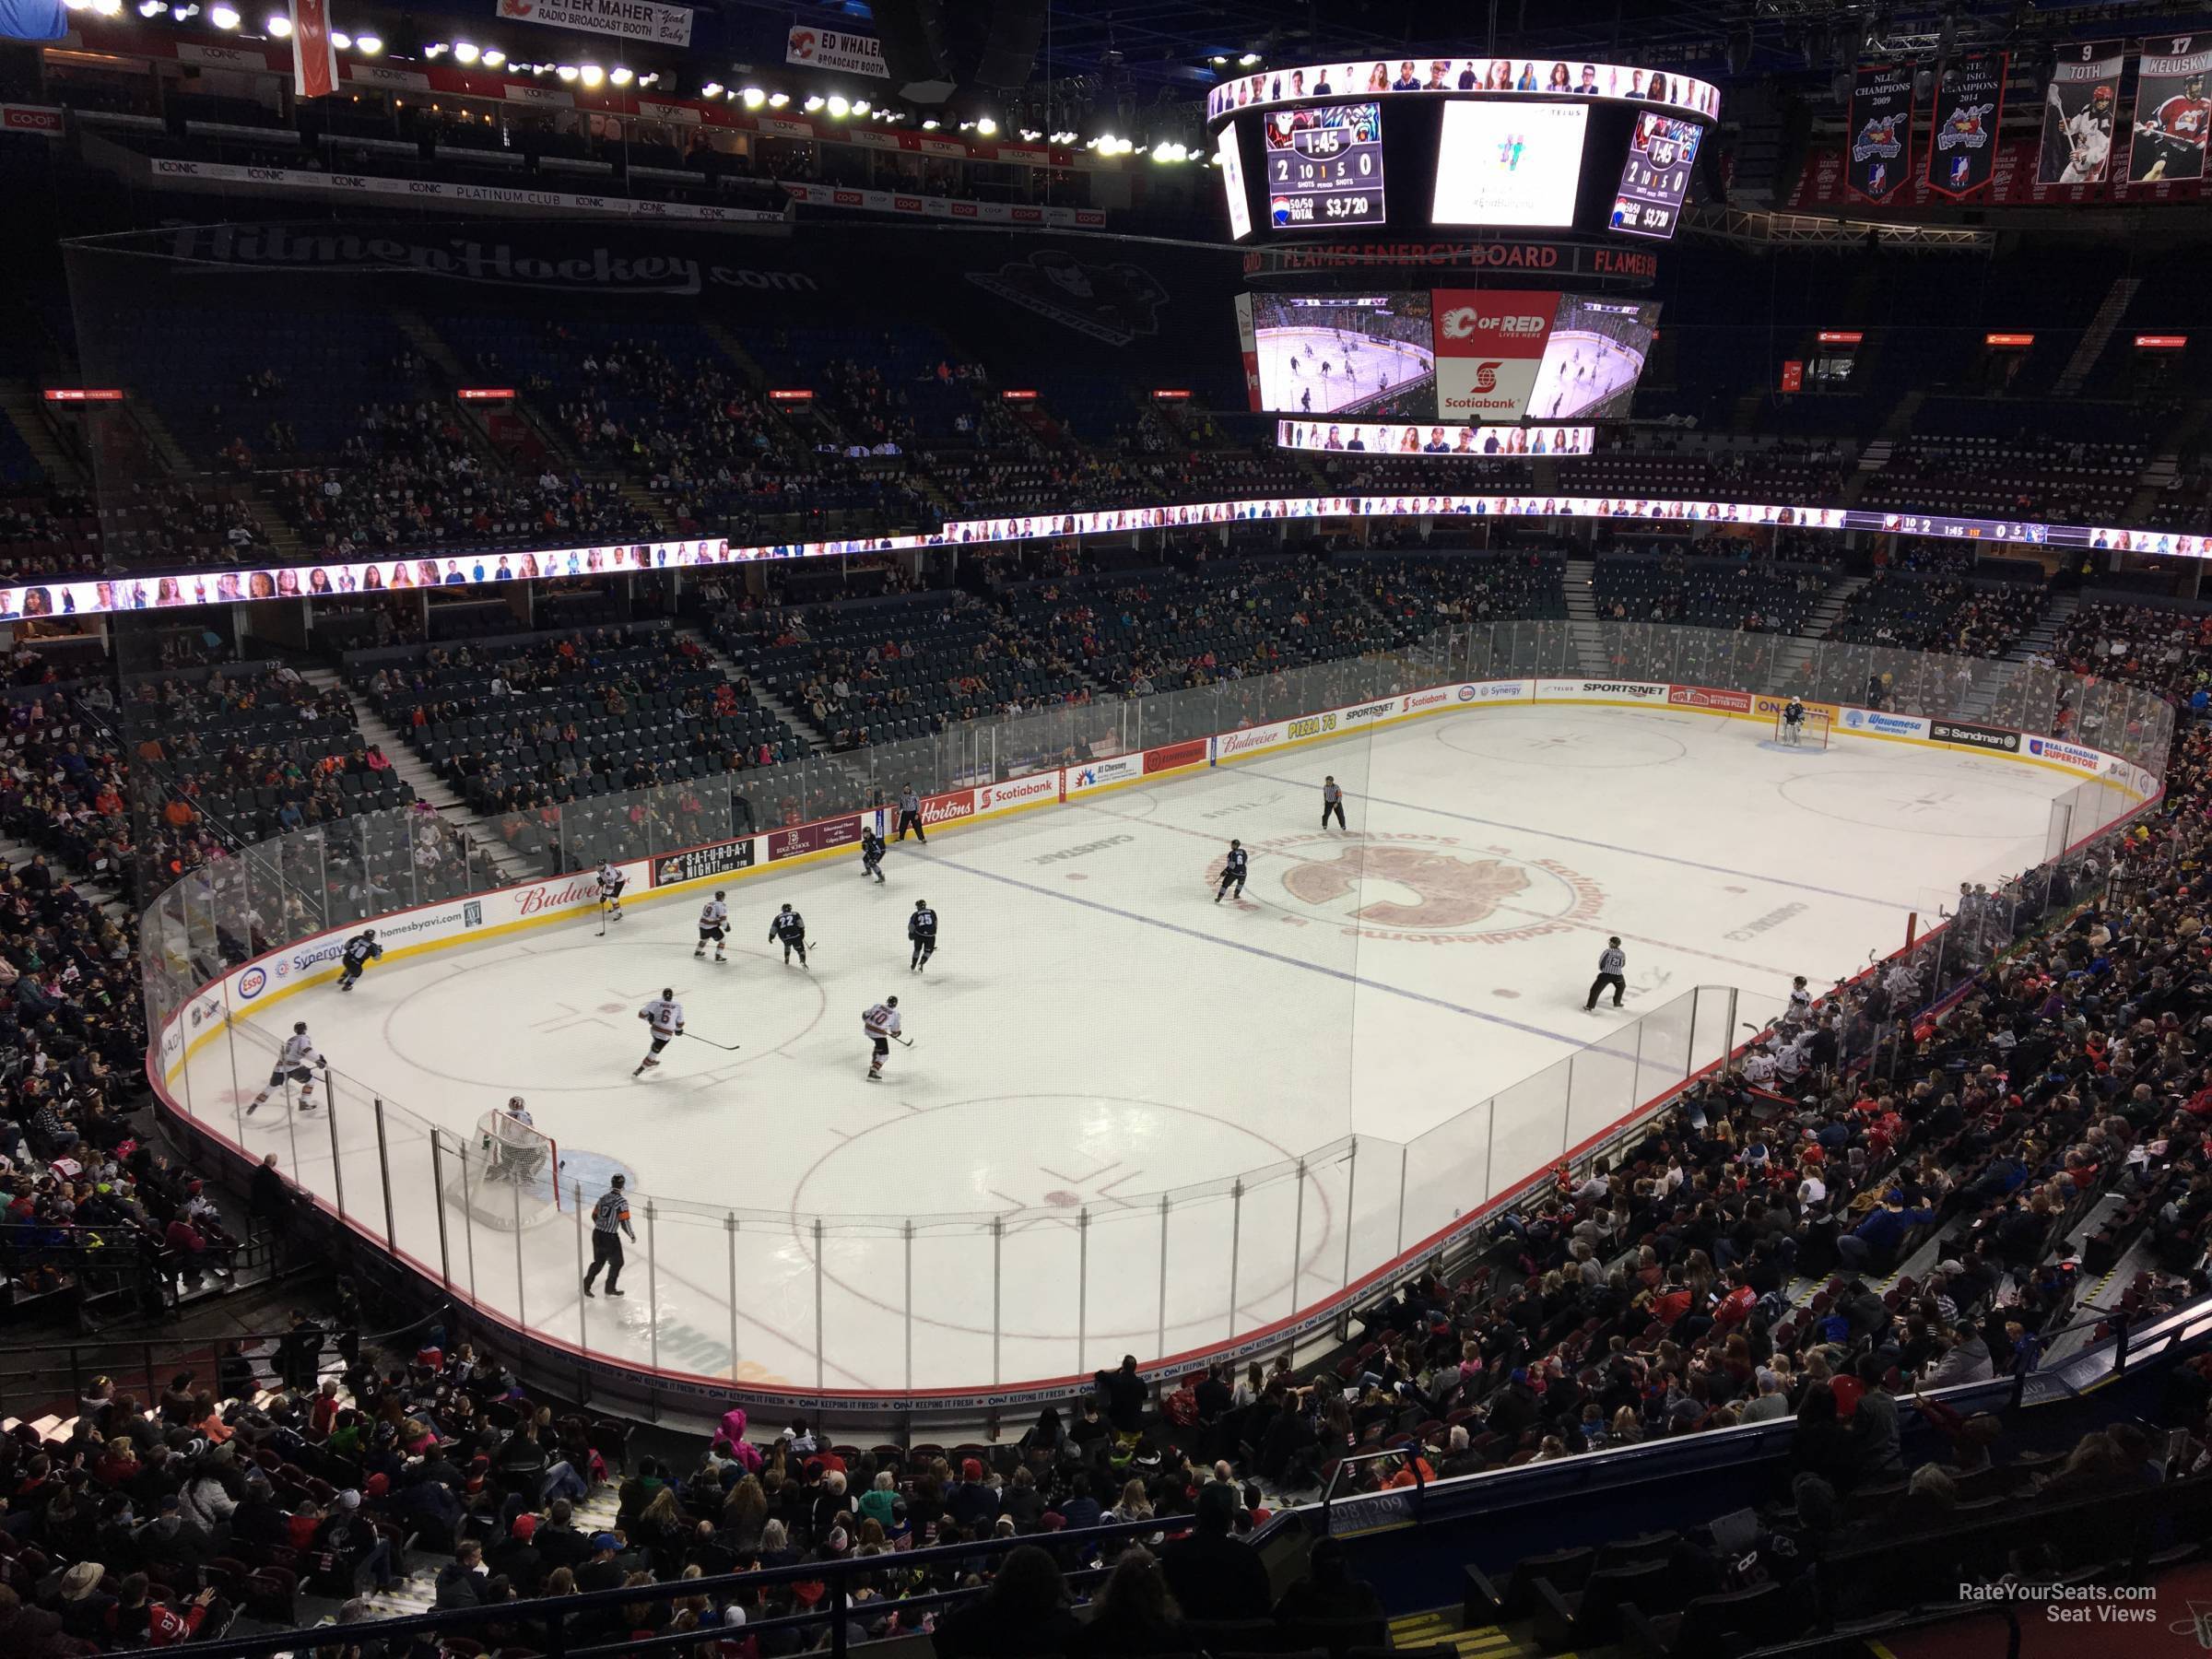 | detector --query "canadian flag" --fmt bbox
[288,0,339,100]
